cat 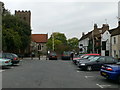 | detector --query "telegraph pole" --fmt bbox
[52,32,55,51]
[92,31,95,53]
